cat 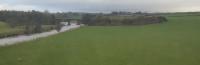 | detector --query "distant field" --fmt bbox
[0,21,55,38]
[0,16,200,65]
[0,22,24,38]
[0,22,19,33]
[0,22,9,30]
